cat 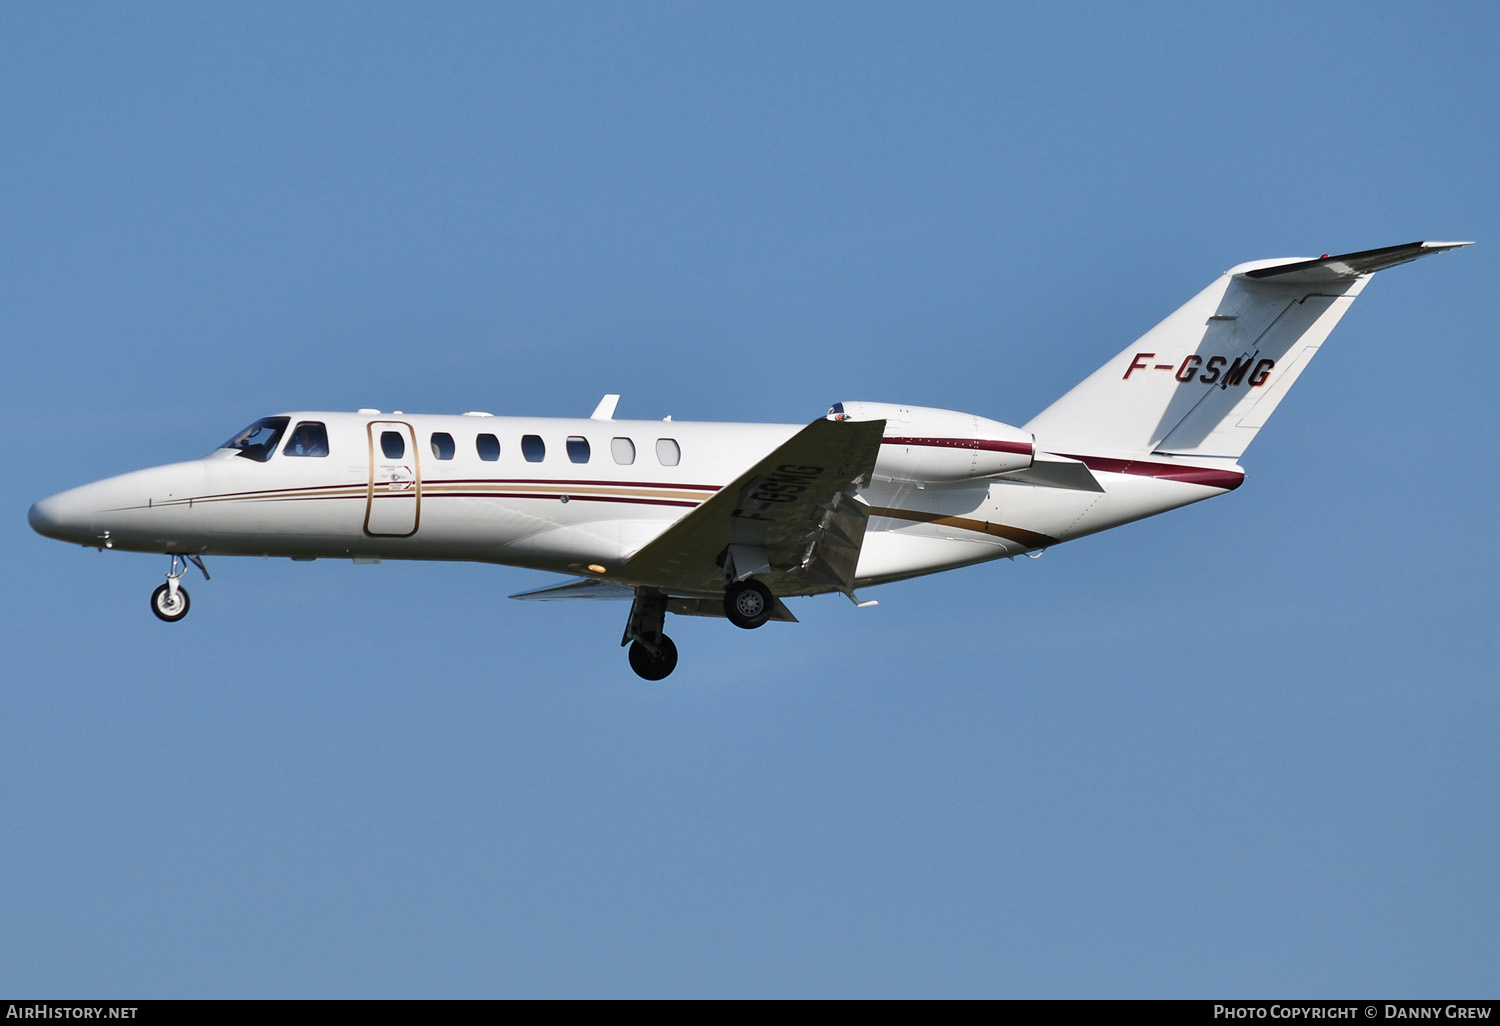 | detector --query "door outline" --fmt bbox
[364,420,422,537]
